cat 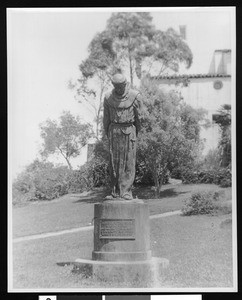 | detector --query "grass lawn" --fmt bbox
[150,214,233,288]
[12,212,233,289]
[12,183,232,238]
[11,183,234,289]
